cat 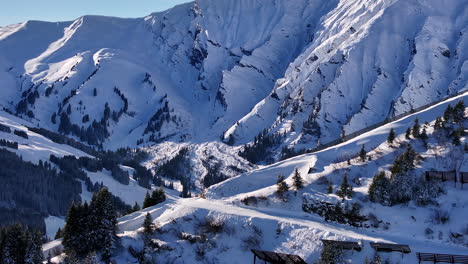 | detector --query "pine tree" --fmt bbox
[142,213,155,238]
[55,227,63,239]
[316,244,344,264]
[359,145,366,162]
[434,117,444,131]
[390,144,420,175]
[151,188,166,205]
[443,105,454,123]
[62,203,81,255]
[24,230,43,264]
[387,128,395,144]
[292,168,304,190]
[142,192,152,209]
[90,188,118,260]
[337,174,353,199]
[368,171,390,204]
[405,127,411,139]
[327,181,333,194]
[412,118,420,138]
[276,175,289,199]
[453,100,466,123]
[420,127,428,147]
[131,202,141,213]
[2,224,26,264]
